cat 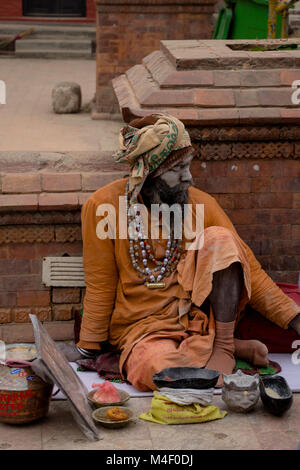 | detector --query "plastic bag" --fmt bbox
[139,391,227,425]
